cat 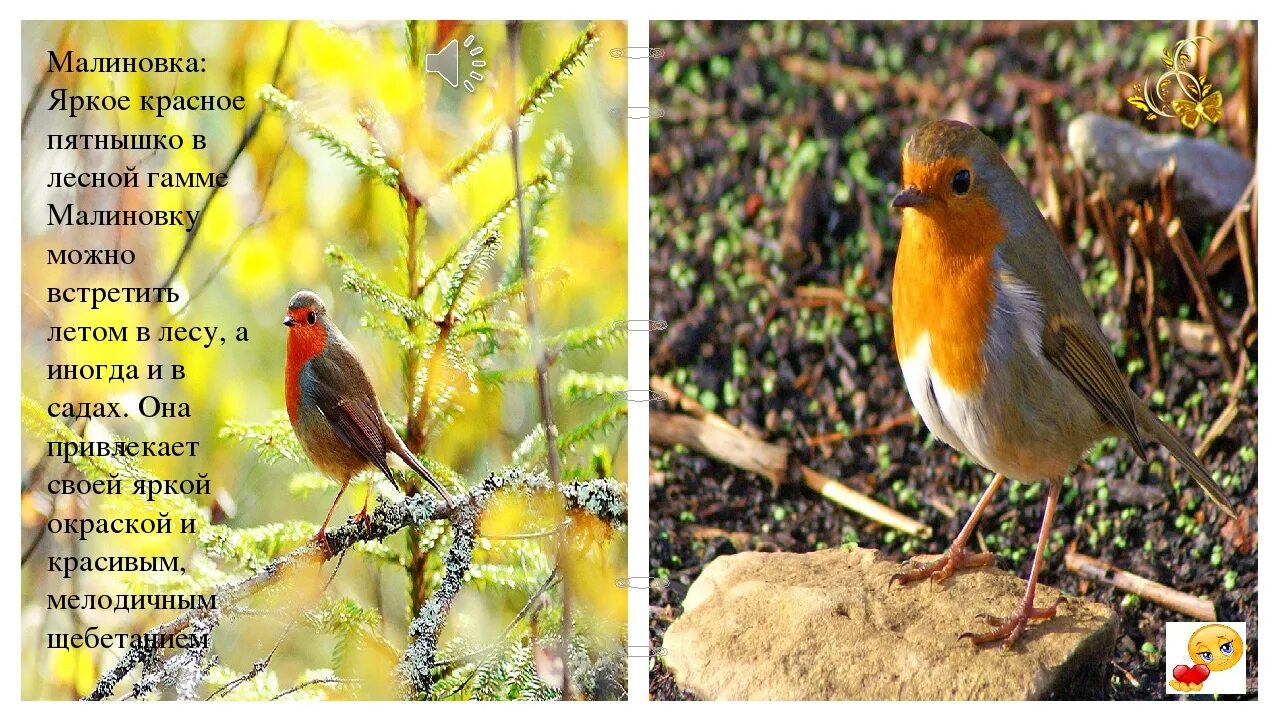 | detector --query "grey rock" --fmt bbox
[1067,113,1252,230]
